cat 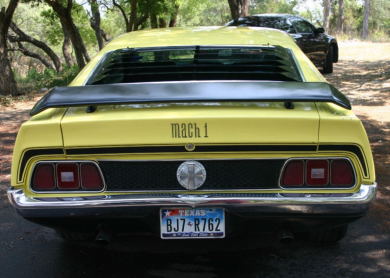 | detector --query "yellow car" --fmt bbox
[8,27,376,244]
